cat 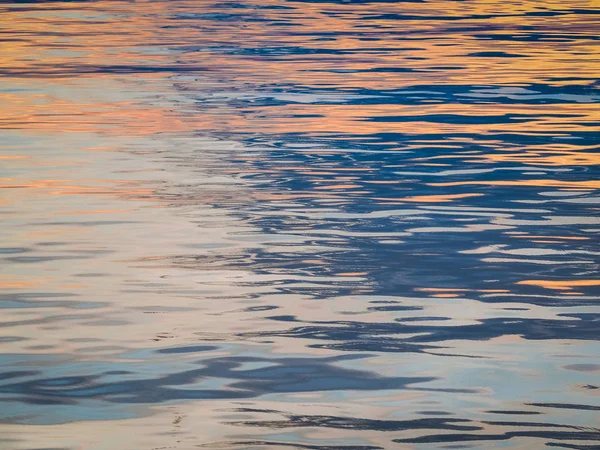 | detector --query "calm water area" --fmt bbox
[0,0,599,448]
